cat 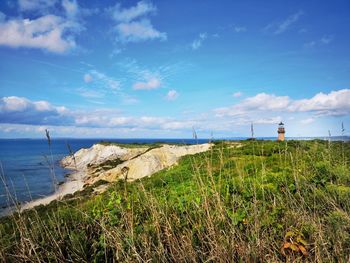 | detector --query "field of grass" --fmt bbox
[0,139,349,262]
